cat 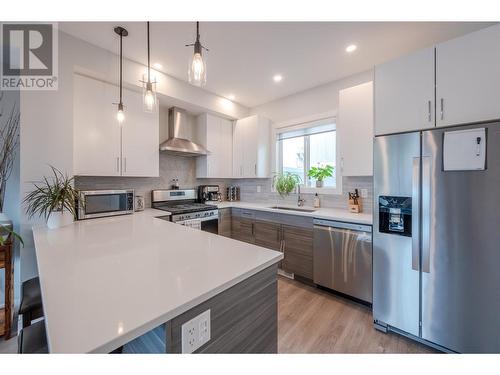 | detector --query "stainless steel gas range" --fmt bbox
[151,189,219,234]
